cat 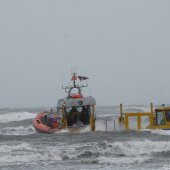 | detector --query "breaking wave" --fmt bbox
[1,139,170,167]
[0,125,36,136]
[61,139,170,165]
[0,112,36,123]
[143,129,170,136]
[0,143,61,167]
